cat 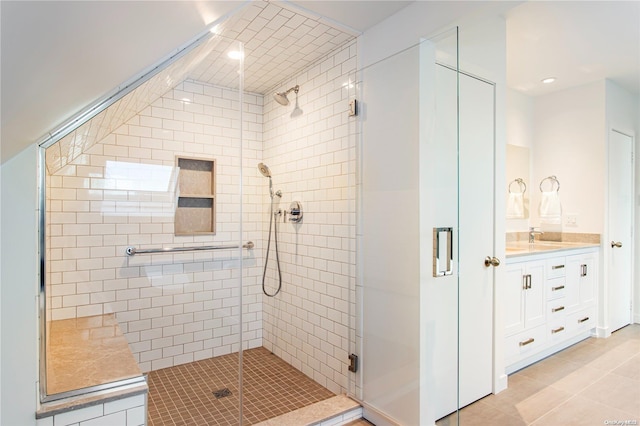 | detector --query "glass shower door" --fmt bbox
[40,33,248,425]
